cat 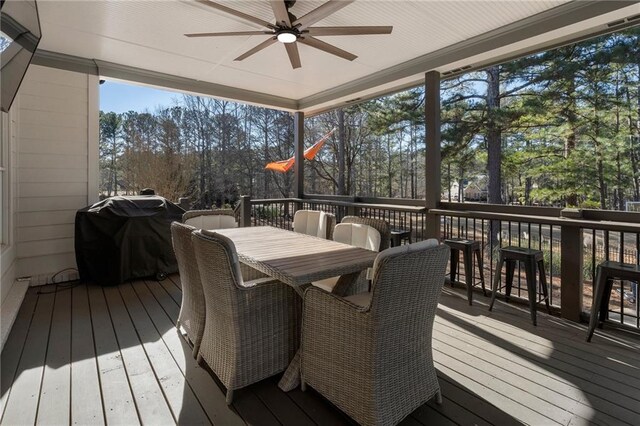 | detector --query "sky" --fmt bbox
[100,80,180,113]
